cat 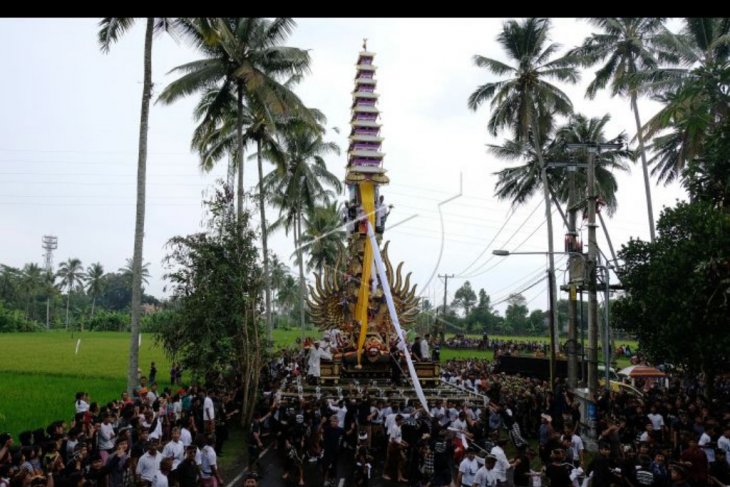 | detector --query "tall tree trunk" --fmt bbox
[530,121,559,391]
[239,299,252,427]
[296,212,306,334]
[91,296,96,318]
[65,292,70,330]
[631,93,656,242]
[236,82,245,224]
[127,18,153,395]
[246,298,262,427]
[256,139,272,338]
